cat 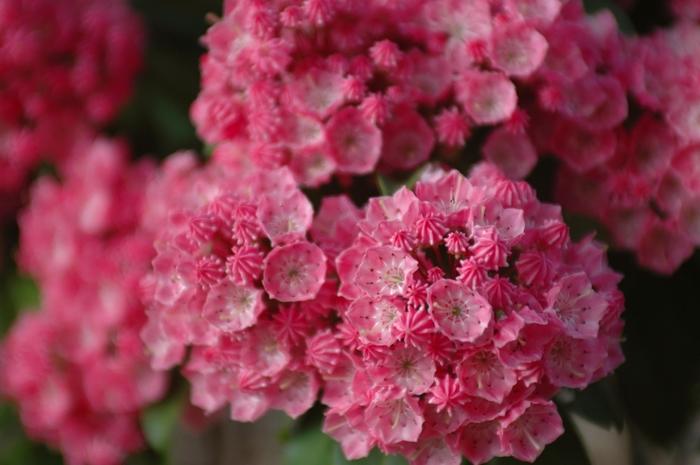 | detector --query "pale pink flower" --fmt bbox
[263,241,327,302]
[457,71,518,125]
[354,246,418,297]
[501,401,564,462]
[427,279,492,343]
